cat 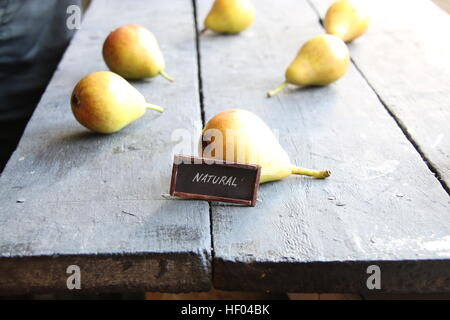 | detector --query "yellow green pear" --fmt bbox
[103,24,173,81]
[324,0,369,42]
[199,109,330,183]
[202,0,255,34]
[267,34,350,97]
[71,71,164,134]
